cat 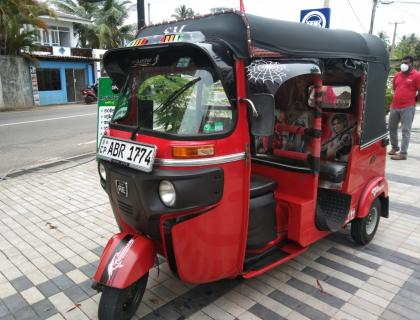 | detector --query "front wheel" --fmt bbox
[98,272,148,320]
[351,199,381,245]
